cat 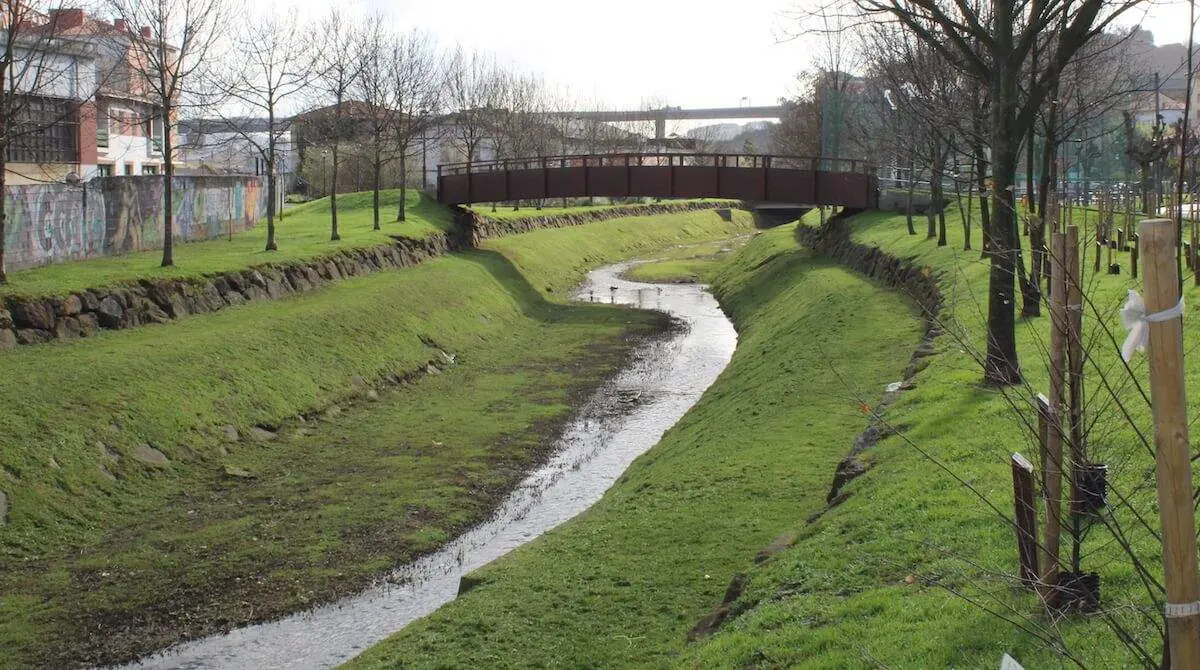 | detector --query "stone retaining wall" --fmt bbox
[794,214,942,322]
[1,201,737,349]
[457,201,739,245]
[794,212,945,510]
